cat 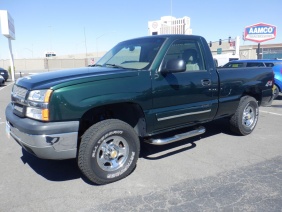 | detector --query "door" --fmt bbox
[151,38,218,131]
